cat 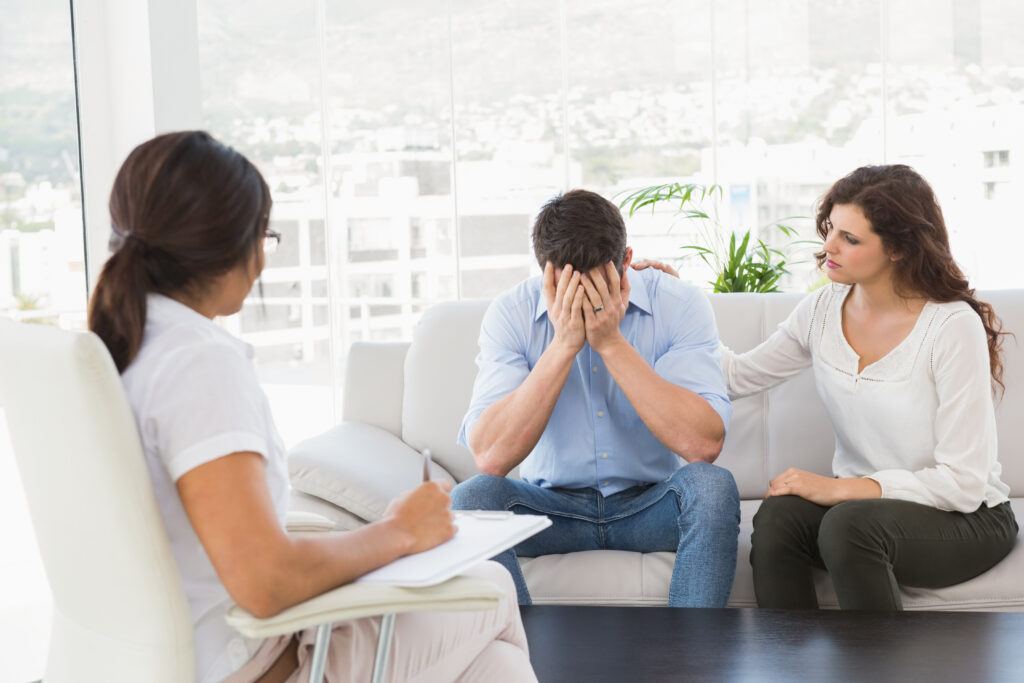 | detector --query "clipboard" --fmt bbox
[356,512,551,587]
